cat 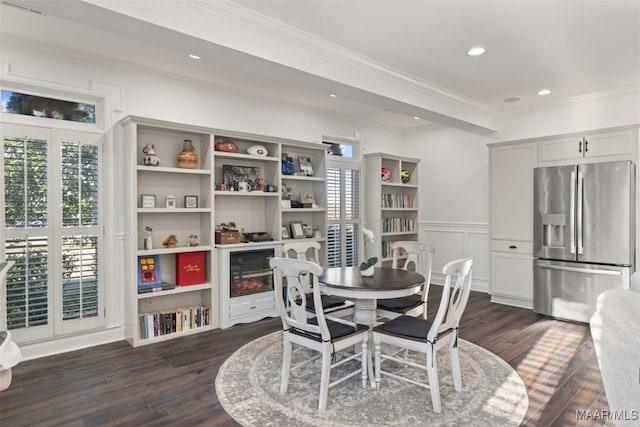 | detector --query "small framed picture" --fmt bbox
[290,221,305,239]
[141,194,156,208]
[184,195,198,208]
[281,200,292,209]
[165,195,176,208]
[300,192,314,203]
[281,226,290,240]
[298,156,314,176]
